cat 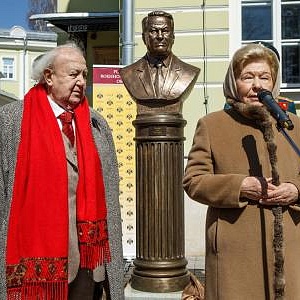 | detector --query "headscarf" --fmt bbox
[223,43,280,104]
